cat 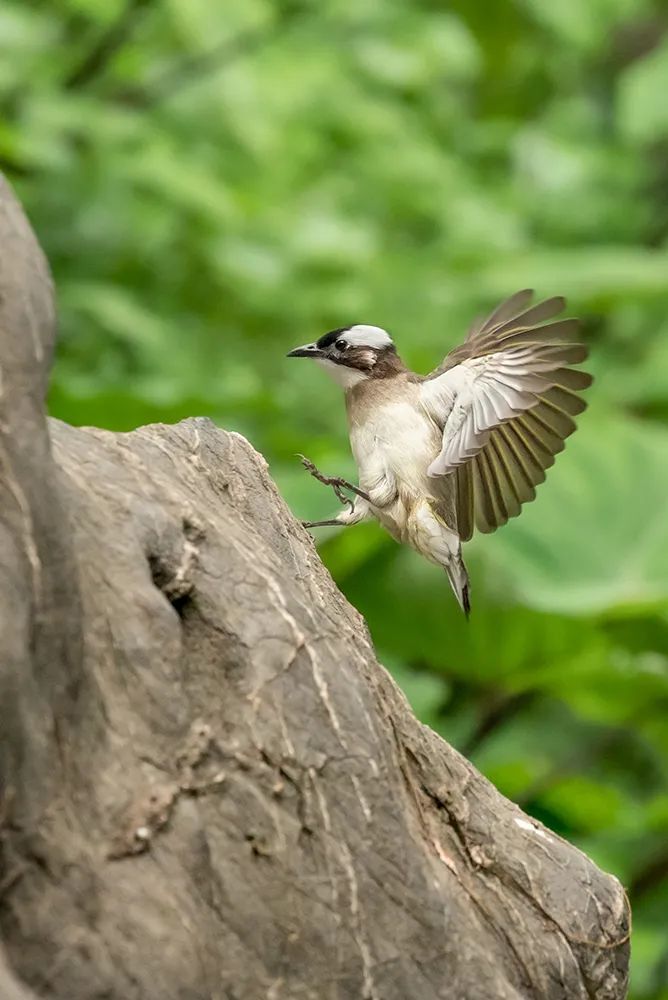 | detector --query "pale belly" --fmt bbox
[349,401,455,545]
